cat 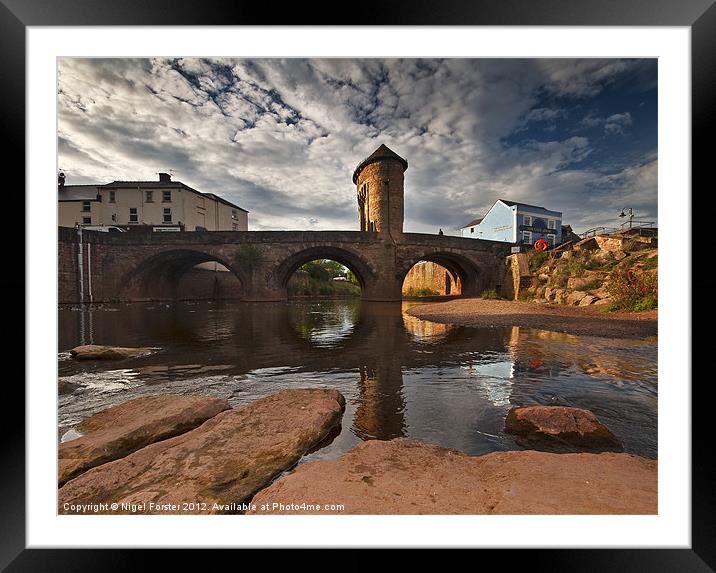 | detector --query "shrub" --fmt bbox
[527,250,550,272]
[606,266,657,311]
[403,287,438,297]
[642,255,658,270]
[480,288,502,300]
[567,260,586,277]
[581,279,603,291]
